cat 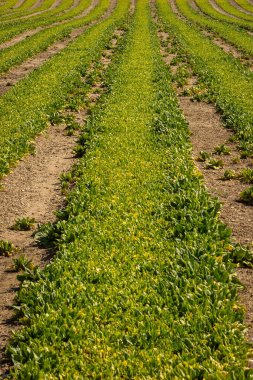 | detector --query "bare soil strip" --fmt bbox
[188,0,202,13]
[0,0,115,97]
[0,0,99,51]
[12,0,25,9]
[0,23,127,377]
[157,23,253,353]
[228,0,253,15]
[208,0,238,18]
[30,0,45,10]
[49,0,63,10]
